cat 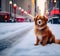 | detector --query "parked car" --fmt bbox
[0,11,10,22]
[16,16,25,22]
[49,8,60,24]
[48,14,60,24]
